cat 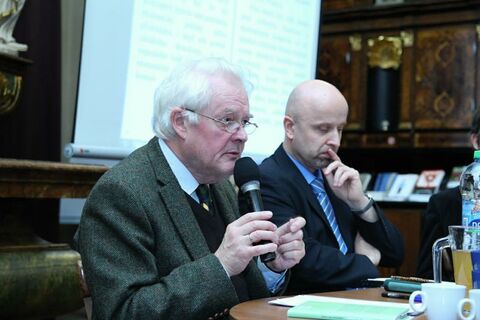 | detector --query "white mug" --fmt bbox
[458,289,480,320]
[409,282,468,320]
